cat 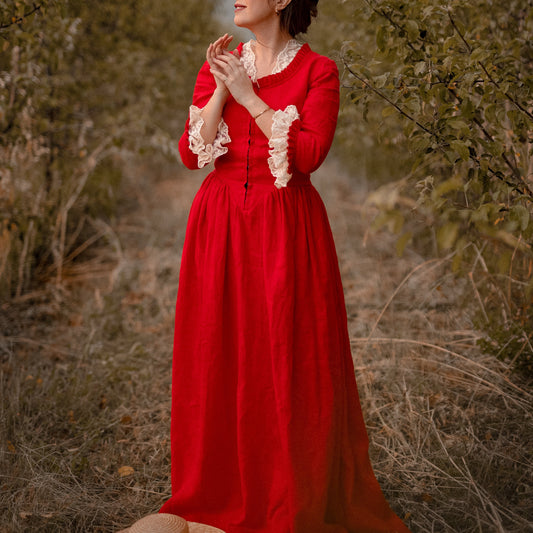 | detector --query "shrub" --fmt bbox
[0,0,217,299]
[340,0,533,373]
